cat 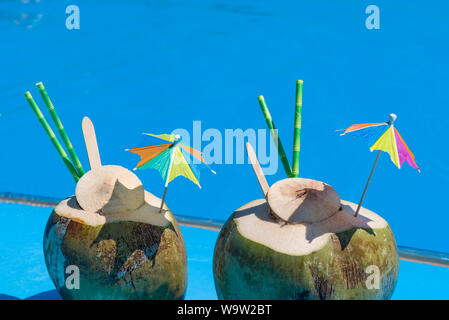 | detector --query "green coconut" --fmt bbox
[43,165,187,300]
[213,178,399,300]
